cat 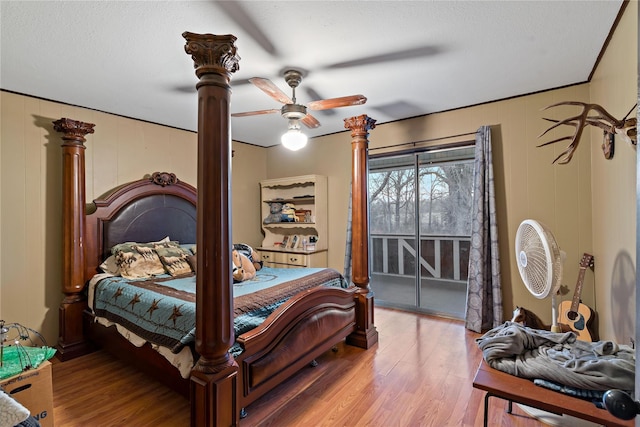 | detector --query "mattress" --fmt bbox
[87,267,348,378]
